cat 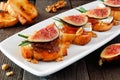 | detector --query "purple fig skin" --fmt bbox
[28,23,59,42]
[104,0,120,21]
[61,14,88,27]
[104,0,120,7]
[86,7,111,19]
[100,43,120,62]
